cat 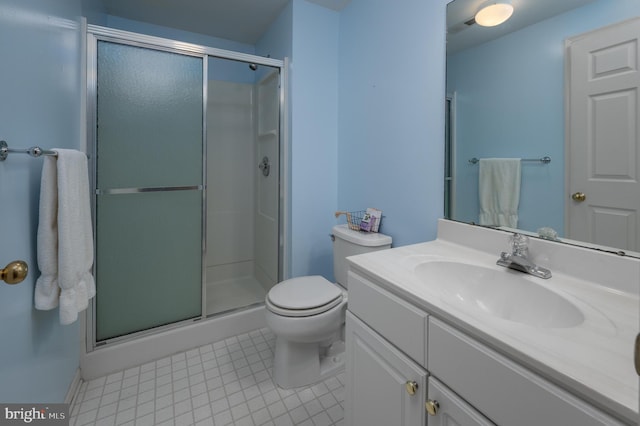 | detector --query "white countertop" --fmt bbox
[347,222,639,424]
